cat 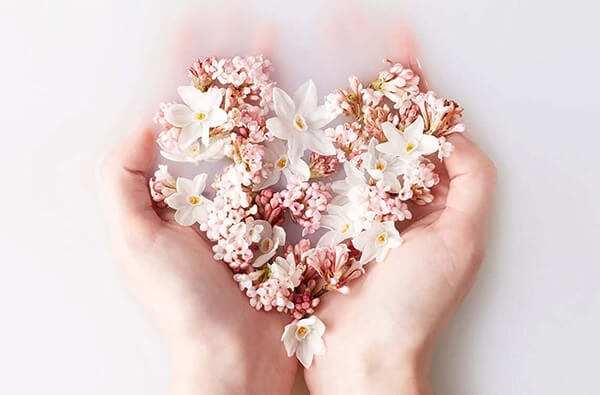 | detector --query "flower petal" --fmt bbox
[253,249,276,267]
[272,225,286,245]
[193,203,211,224]
[288,156,311,181]
[208,107,228,127]
[165,104,194,127]
[294,80,318,115]
[266,117,289,140]
[178,86,221,112]
[179,122,208,148]
[176,177,193,194]
[403,116,425,140]
[375,142,399,156]
[254,168,281,190]
[318,230,341,247]
[381,122,402,144]
[296,342,314,368]
[307,104,336,129]
[192,173,207,194]
[281,322,299,357]
[307,334,326,356]
[174,207,196,226]
[272,87,295,119]
[165,193,187,209]
[418,135,440,155]
[304,131,336,156]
